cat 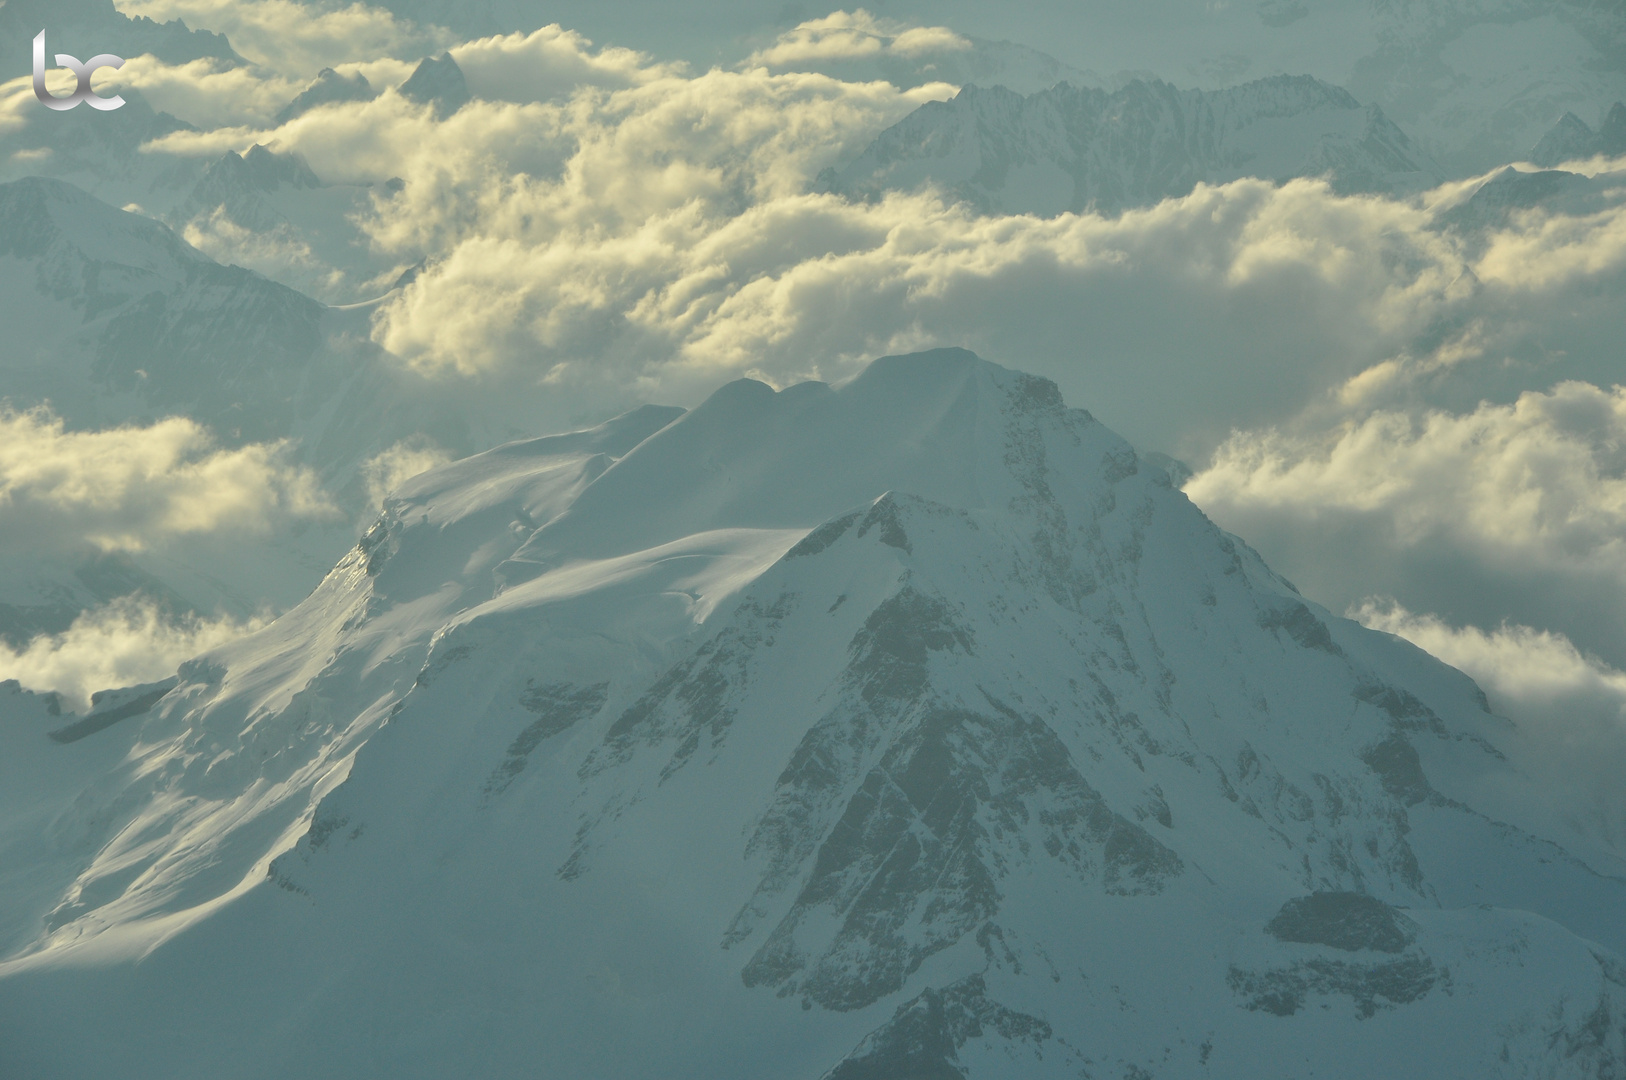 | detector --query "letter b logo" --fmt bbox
[33,32,125,111]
